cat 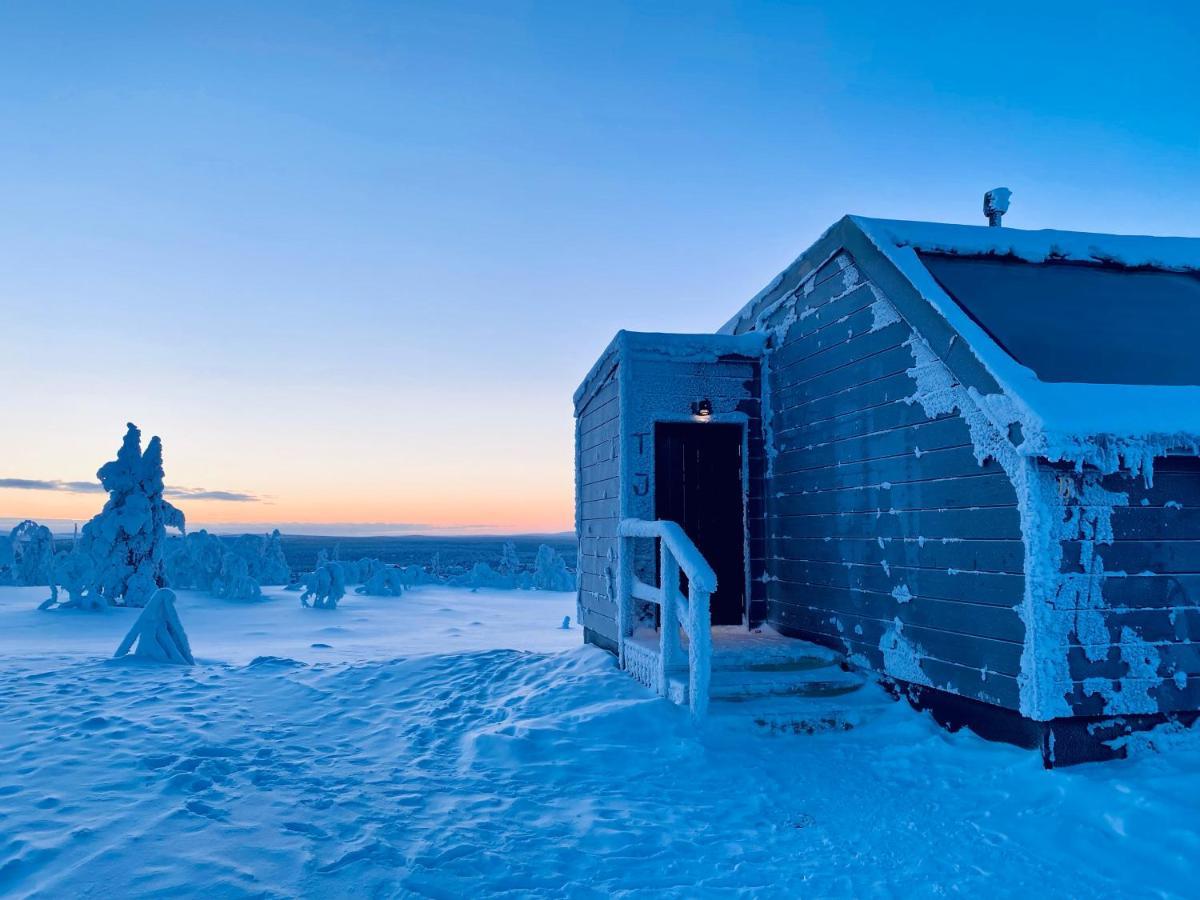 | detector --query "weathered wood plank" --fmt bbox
[578,604,617,641]
[749,251,855,335]
[578,518,618,539]
[773,343,916,412]
[578,417,619,452]
[770,535,1025,575]
[580,496,620,520]
[775,312,908,387]
[782,623,1022,709]
[768,582,1025,643]
[770,445,992,495]
[776,415,972,471]
[1086,573,1200,610]
[1067,641,1200,682]
[774,372,916,432]
[578,583,617,618]
[576,375,618,419]
[773,505,1022,541]
[579,475,619,503]
[580,457,619,485]
[579,440,619,470]
[773,283,875,359]
[770,559,1022,607]
[1063,540,1200,575]
[770,471,1017,516]
[770,603,1024,676]
[1110,507,1200,540]
[773,396,937,448]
